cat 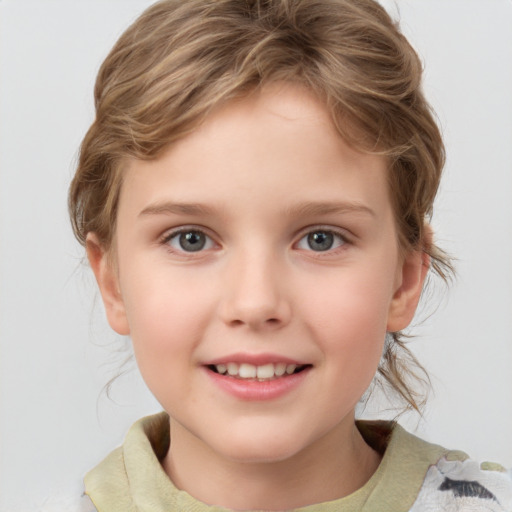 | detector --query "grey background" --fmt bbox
[1,1,511,510]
